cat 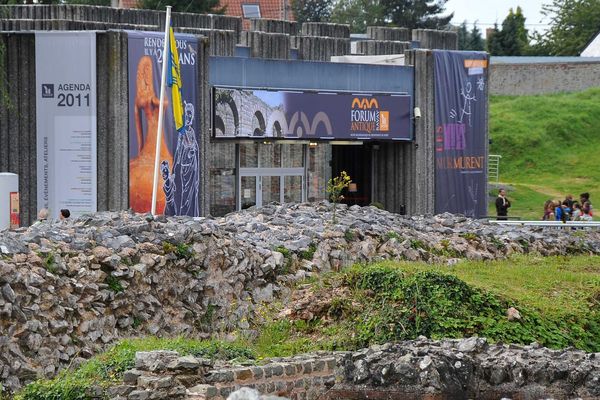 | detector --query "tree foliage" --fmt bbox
[330,0,384,33]
[486,7,530,56]
[534,0,600,56]
[380,0,453,30]
[469,23,484,51]
[292,0,333,23]
[137,0,224,14]
[456,20,484,51]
